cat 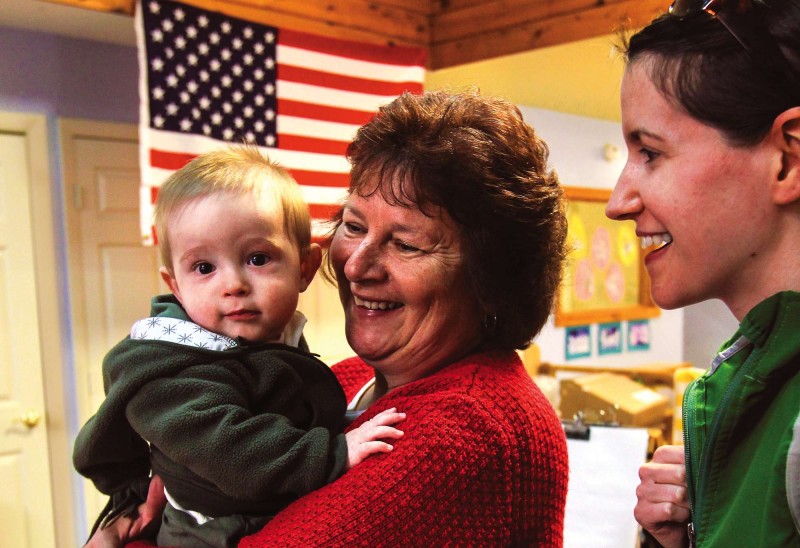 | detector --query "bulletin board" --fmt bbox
[555,187,660,326]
